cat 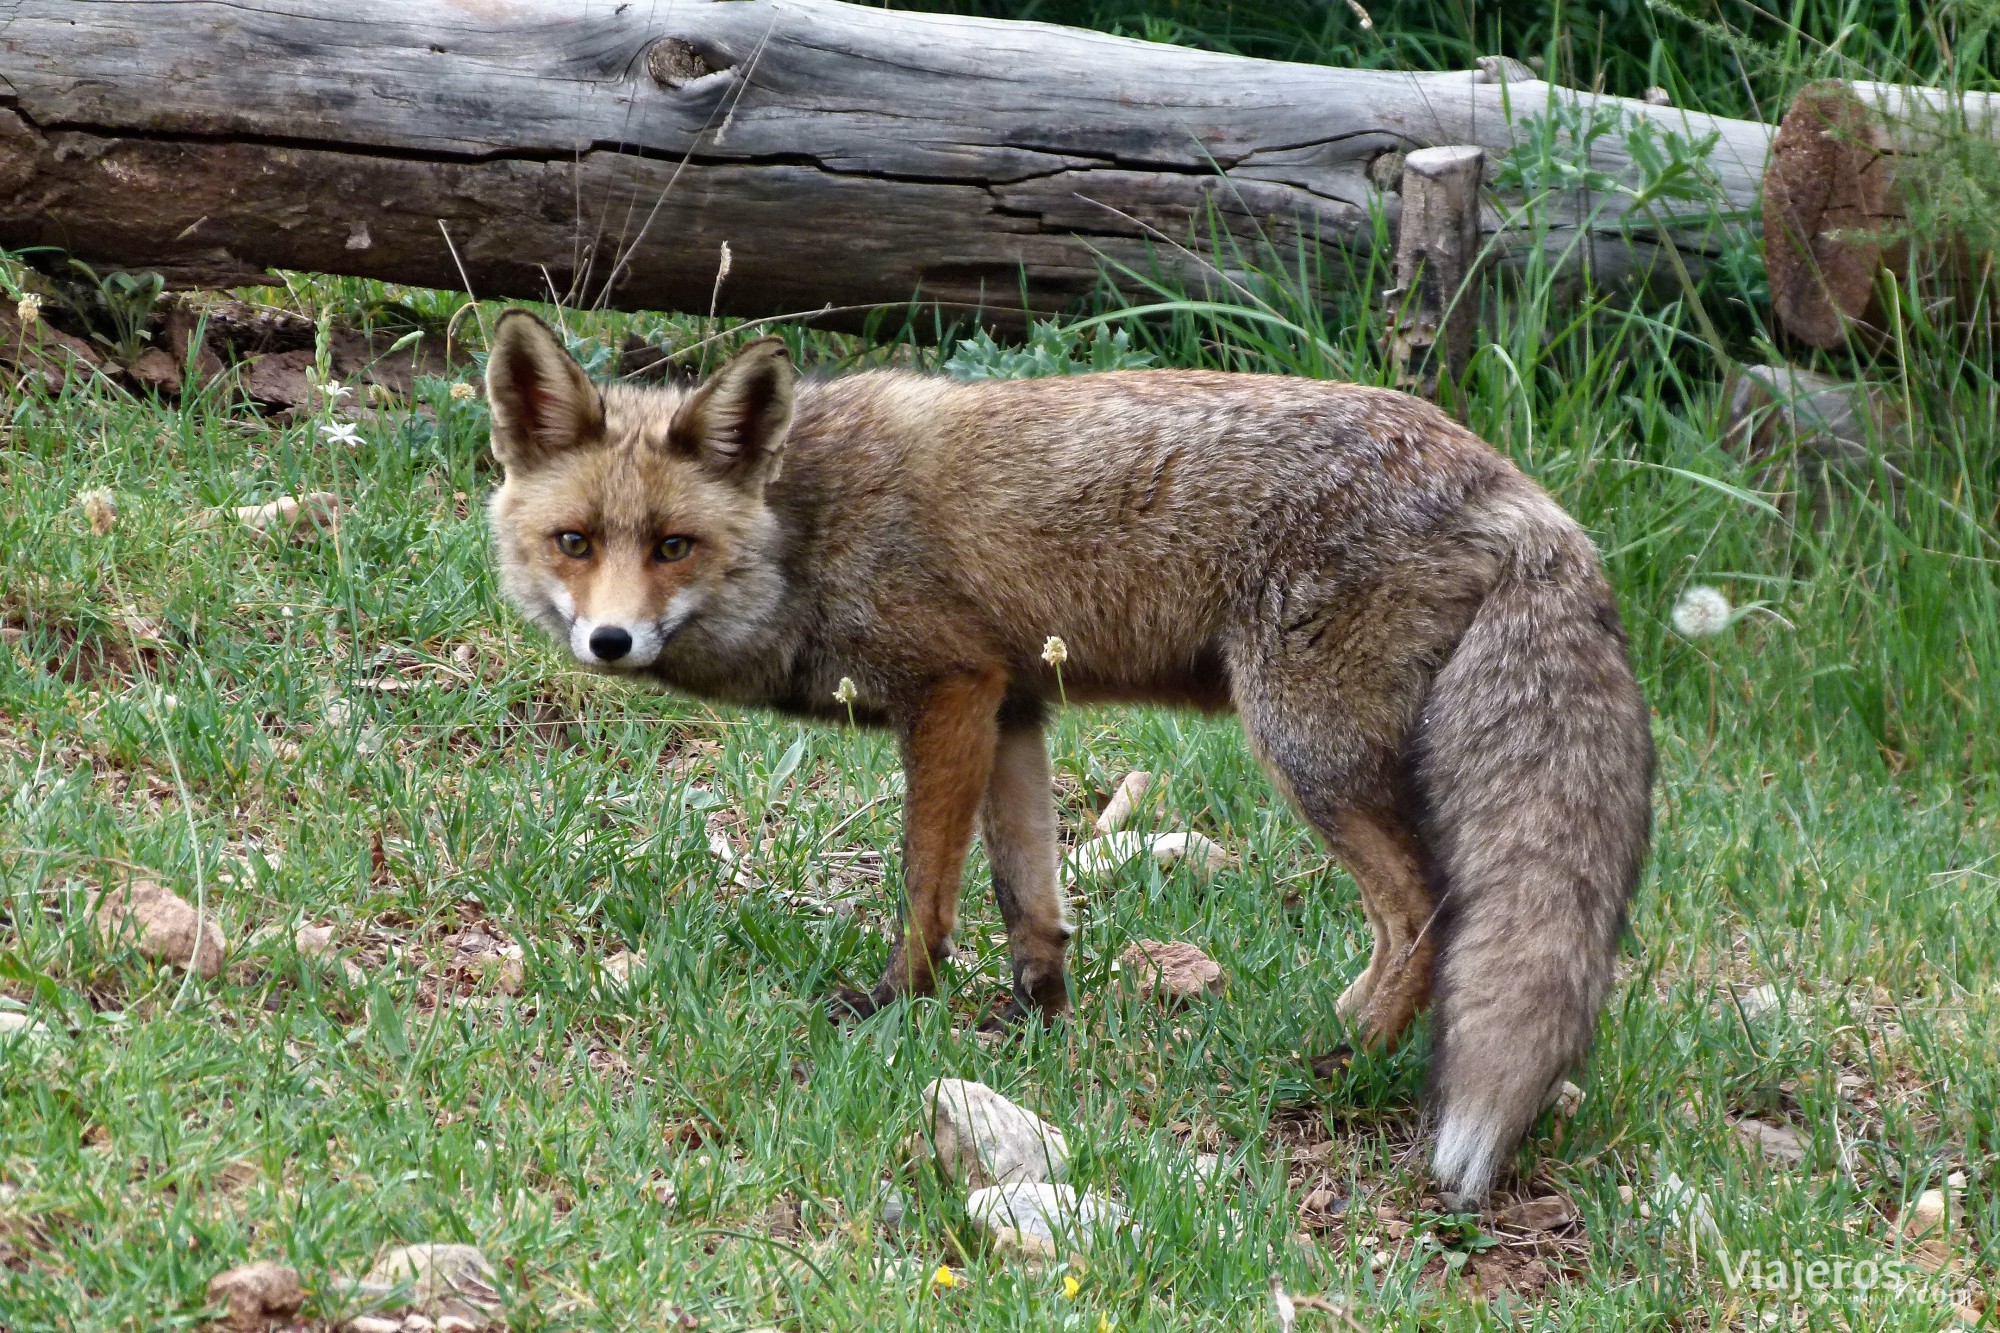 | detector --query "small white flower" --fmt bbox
[449,381,476,401]
[15,293,42,326]
[317,378,350,403]
[1671,585,1734,638]
[832,676,857,705]
[319,421,362,448]
[1041,635,1069,668]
